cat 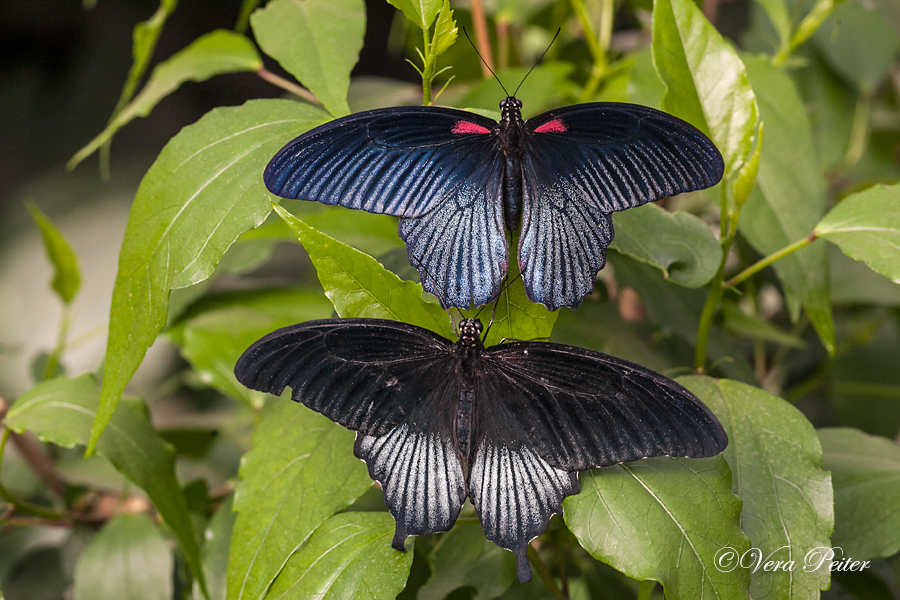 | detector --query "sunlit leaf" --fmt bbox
[386,0,442,30]
[26,202,81,305]
[815,183,900,284]
[267,512,413,599]
[272,204,453,337]
[227,401,373,600]
[89,100,328,453]
[251,0,365,117]
[652,0,758,177]
[565,456,750,600]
